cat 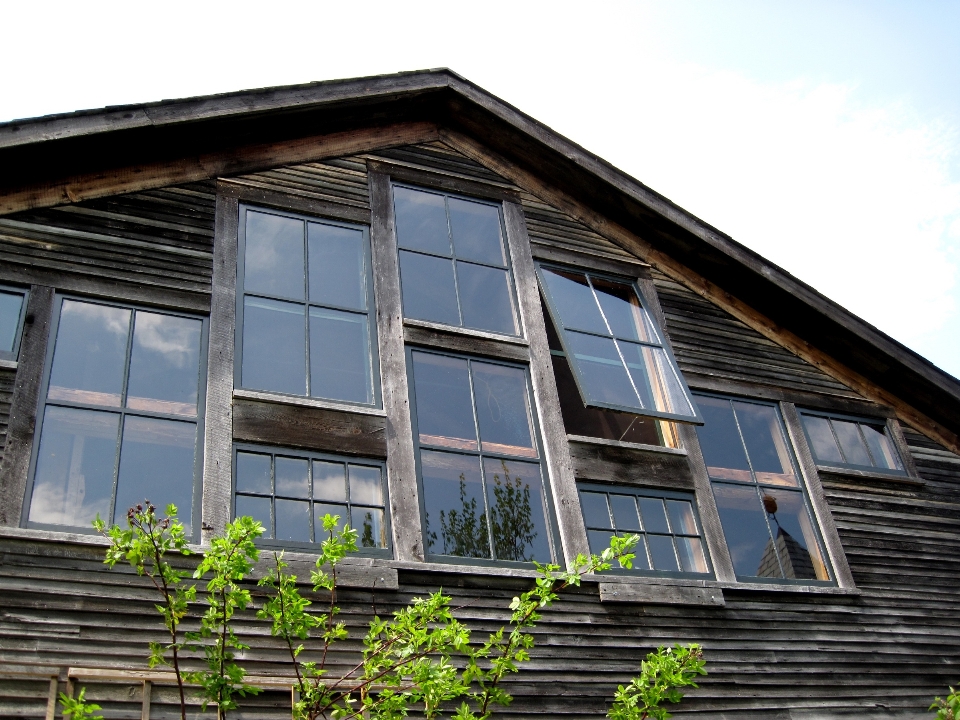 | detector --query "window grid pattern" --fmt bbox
[234,446,389,552]
[578,484,711,576]
[236,205,378,406]
[800,411,904,474]
[0,285,28,362]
